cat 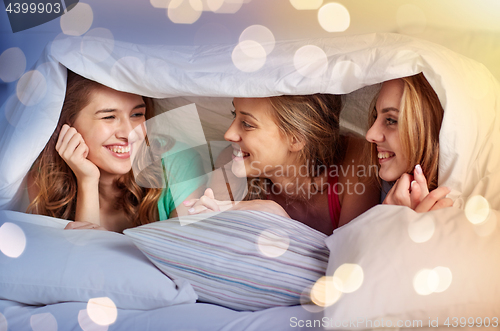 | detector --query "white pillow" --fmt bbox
[0,210,197,309]
[323,205,500,330]
[124,210,329,311]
